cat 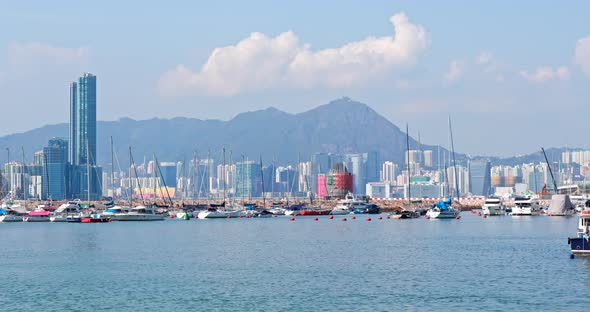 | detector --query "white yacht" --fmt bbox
[482,197,504,216]
[268,205,286,215]
[330,193,358,215]
[197,207,241,219]
[0,214,24,222]
[511,196,541,216]
[426,198,460,219]
[111,206,164,221]
[50,201,83,222]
